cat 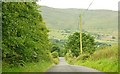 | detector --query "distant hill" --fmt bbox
[40,6,118,36]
